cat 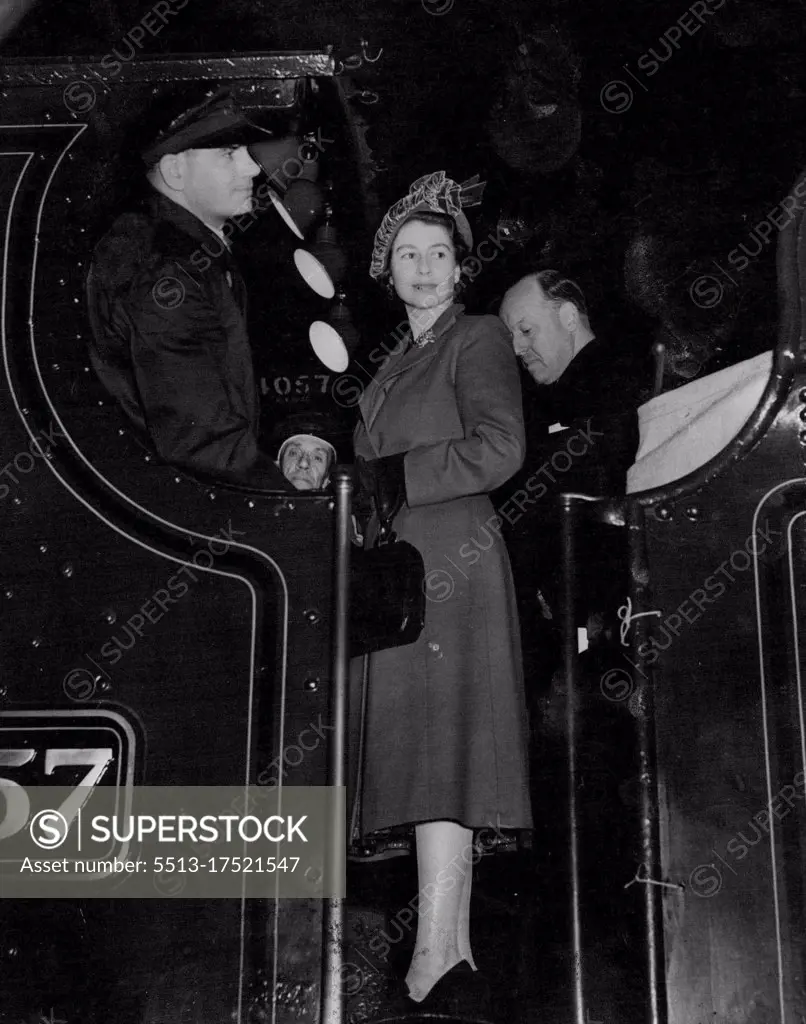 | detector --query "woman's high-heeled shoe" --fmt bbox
[373,959,494,1023]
